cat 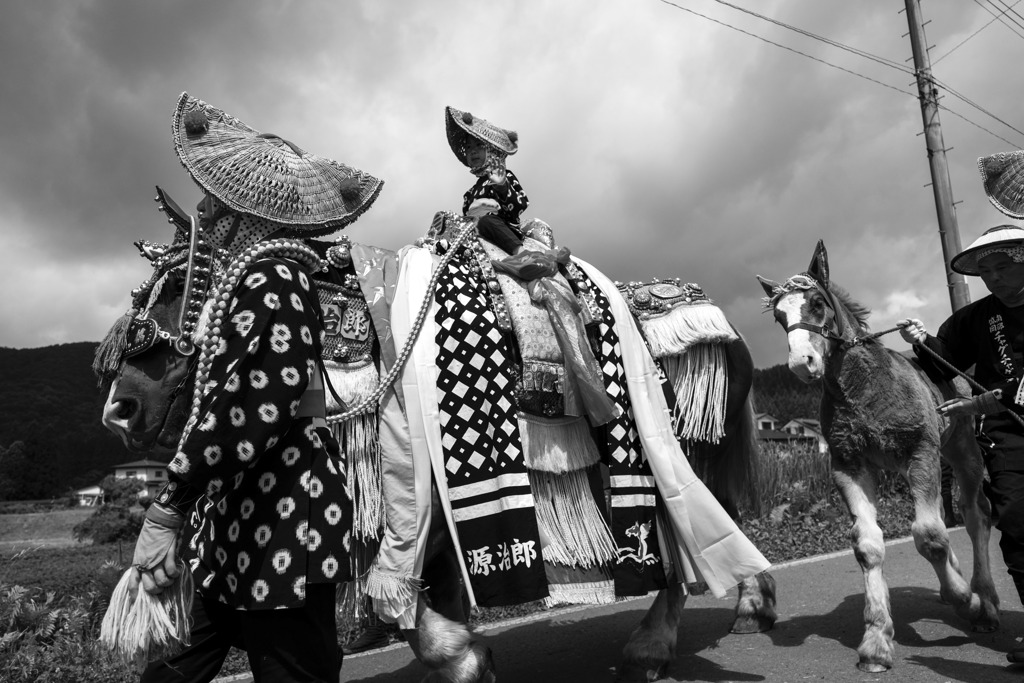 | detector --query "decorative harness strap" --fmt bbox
[768,274,848,345]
